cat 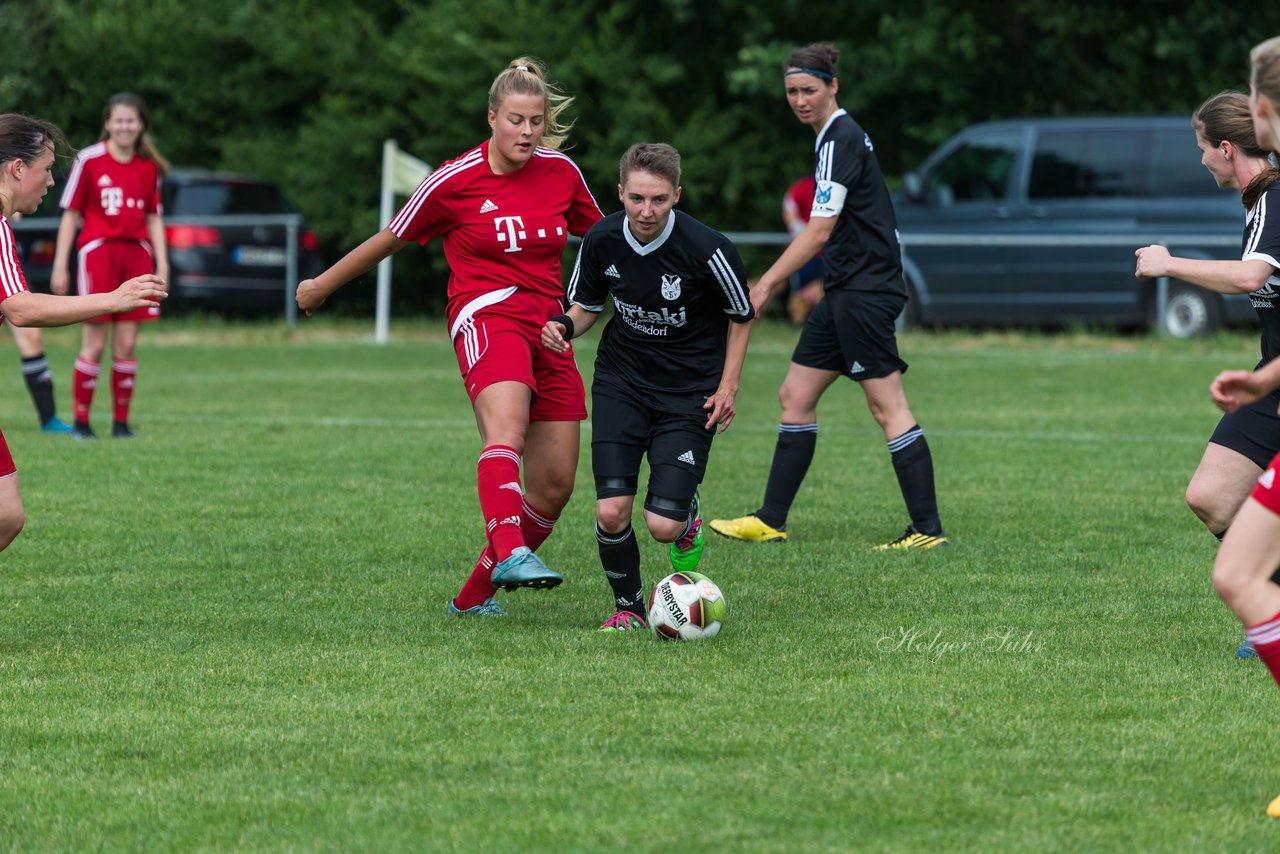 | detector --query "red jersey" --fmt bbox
[388,140,602,333]
[785,175,816,225]
[60,142,162,249]
[0,215,29,324]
